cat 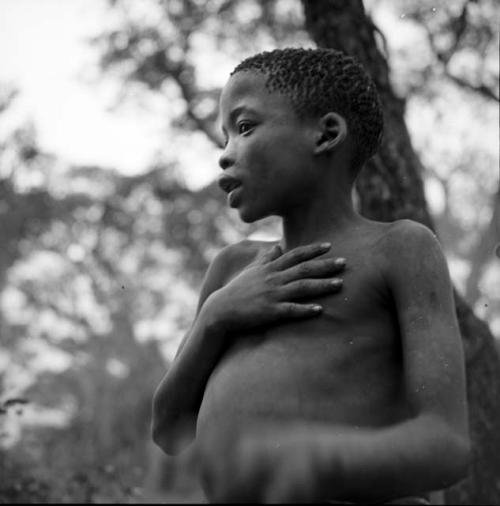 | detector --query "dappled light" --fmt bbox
[0,0,498,503]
